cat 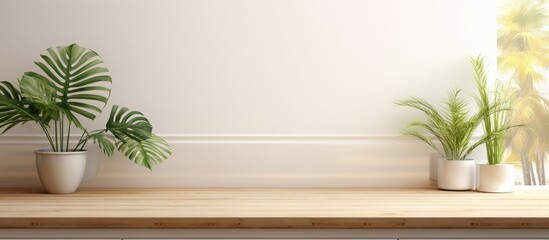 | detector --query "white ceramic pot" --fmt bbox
[35,150,87,194]
[437,158,475,191]
[429,153,441,186]
[477,164,514,193]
